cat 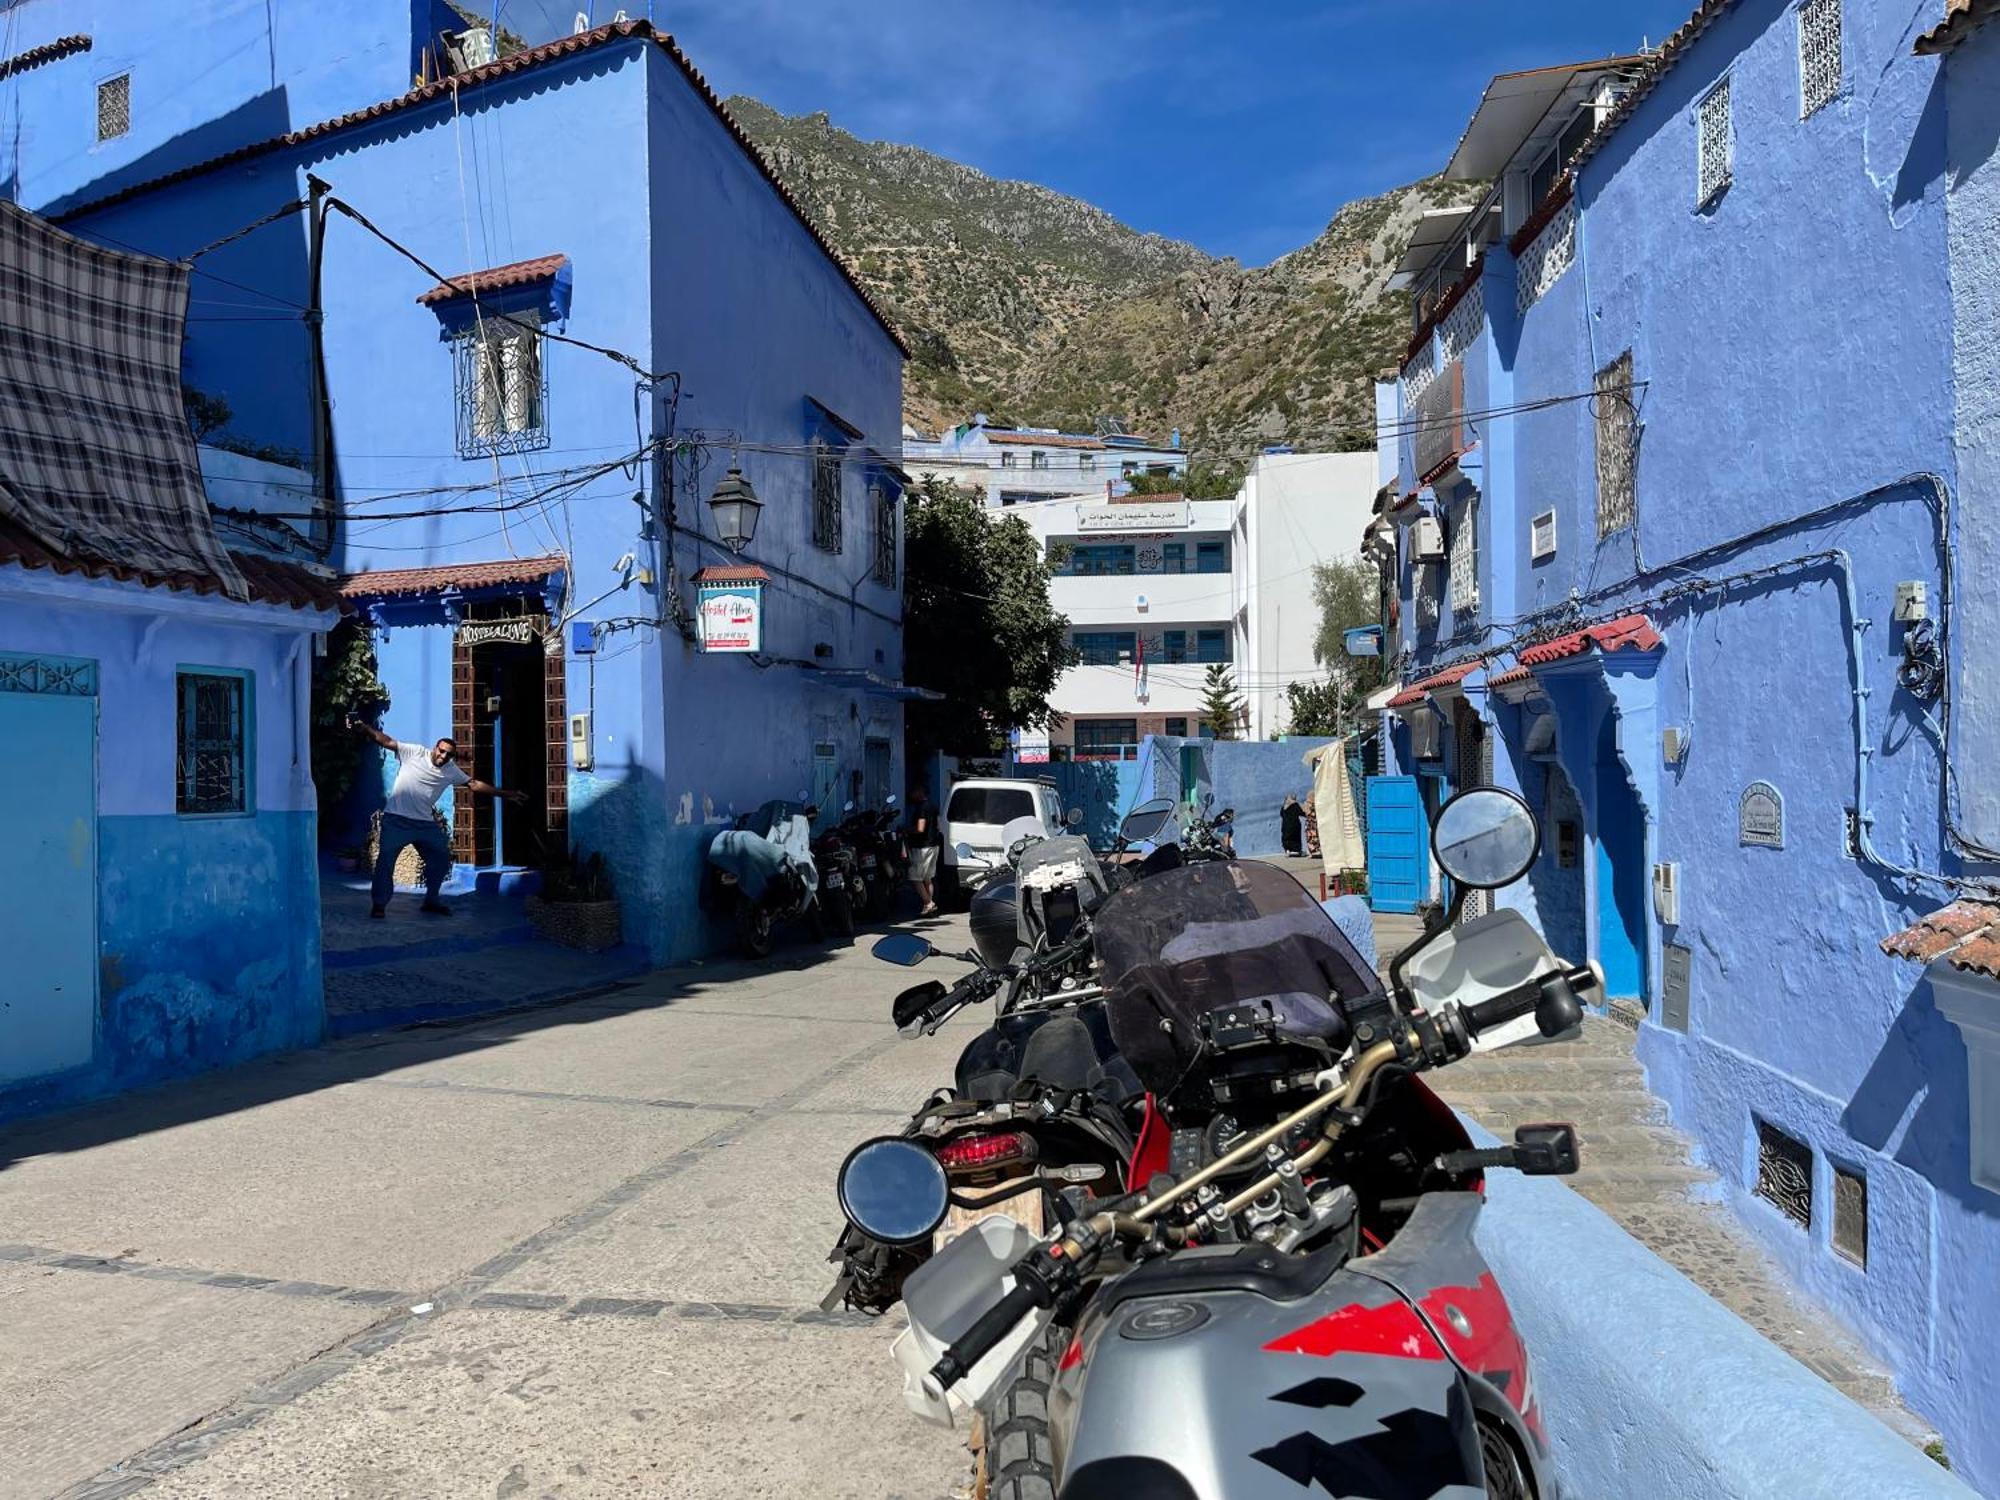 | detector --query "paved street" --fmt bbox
[0,923,980,1500]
